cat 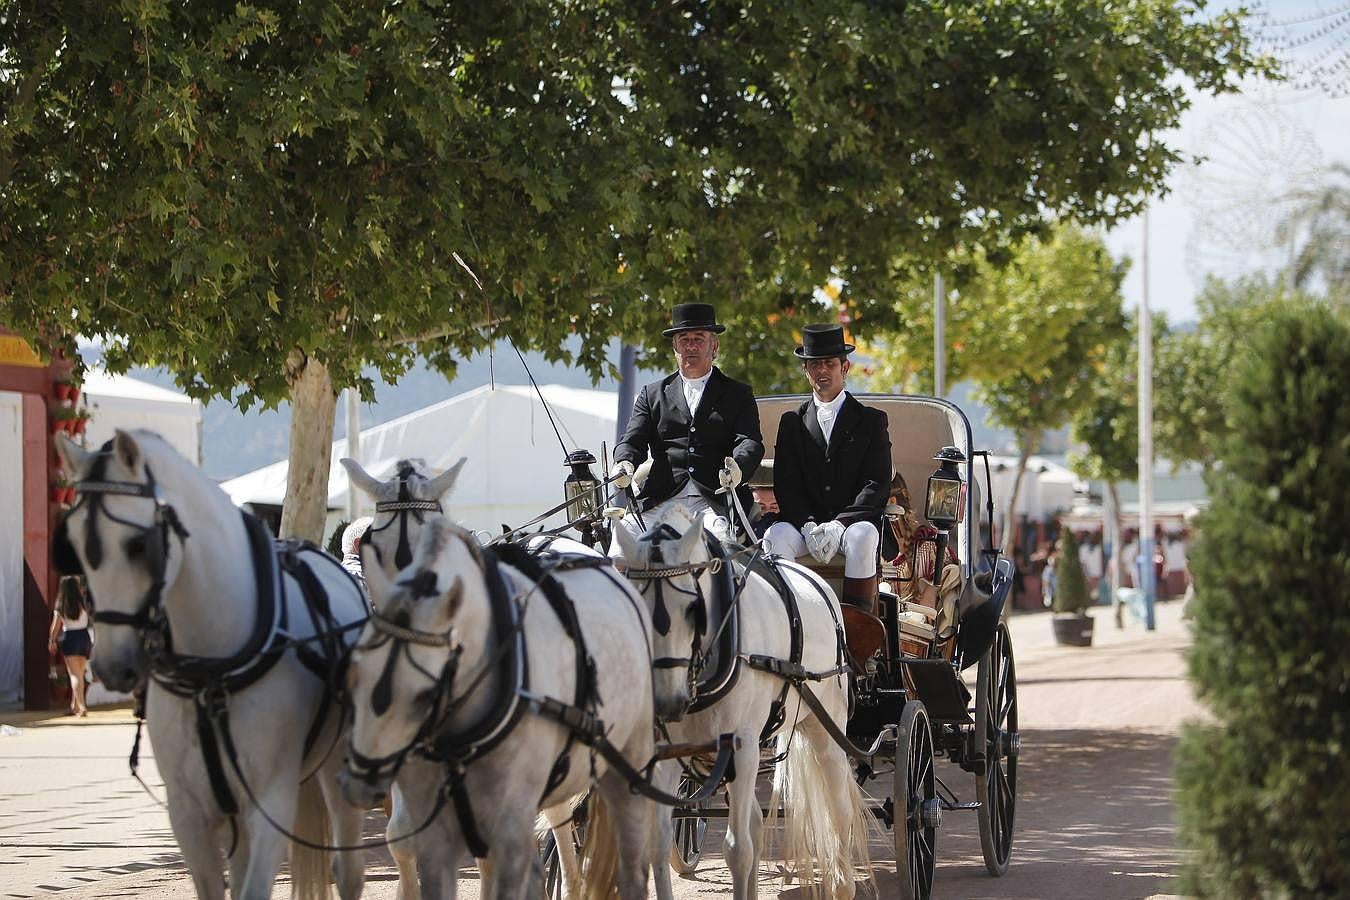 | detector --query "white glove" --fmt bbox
[805,519,846,563]
[610,460,635,490]
[718,457,742,492]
